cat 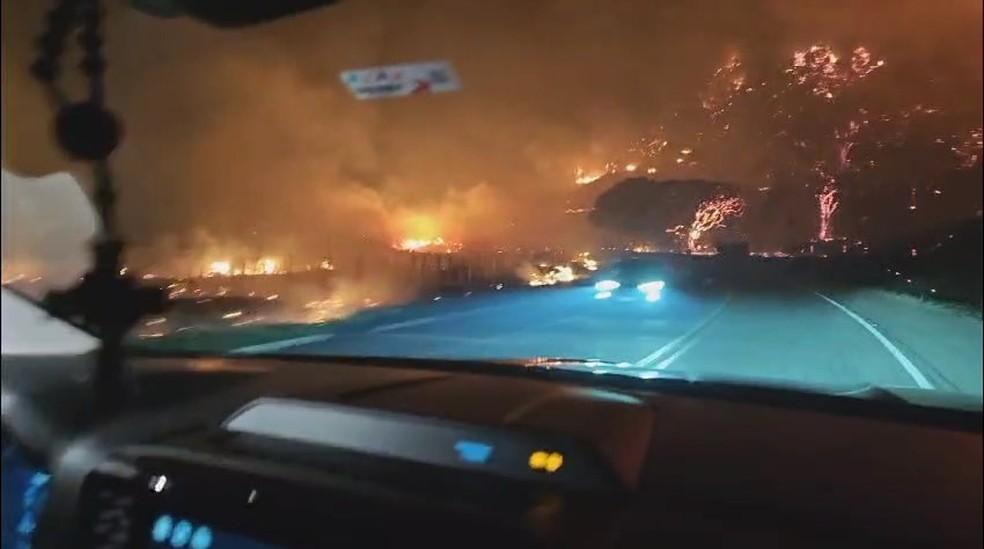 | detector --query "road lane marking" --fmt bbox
[814,292,934,389]
[230,334,335,354]
[370,333,489,344]
[653,332,705,370]
[367,302,521,333]
[235,292,562,352]
[633,298,730,368]
[633,332,690,368]
[369,316,439,333]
